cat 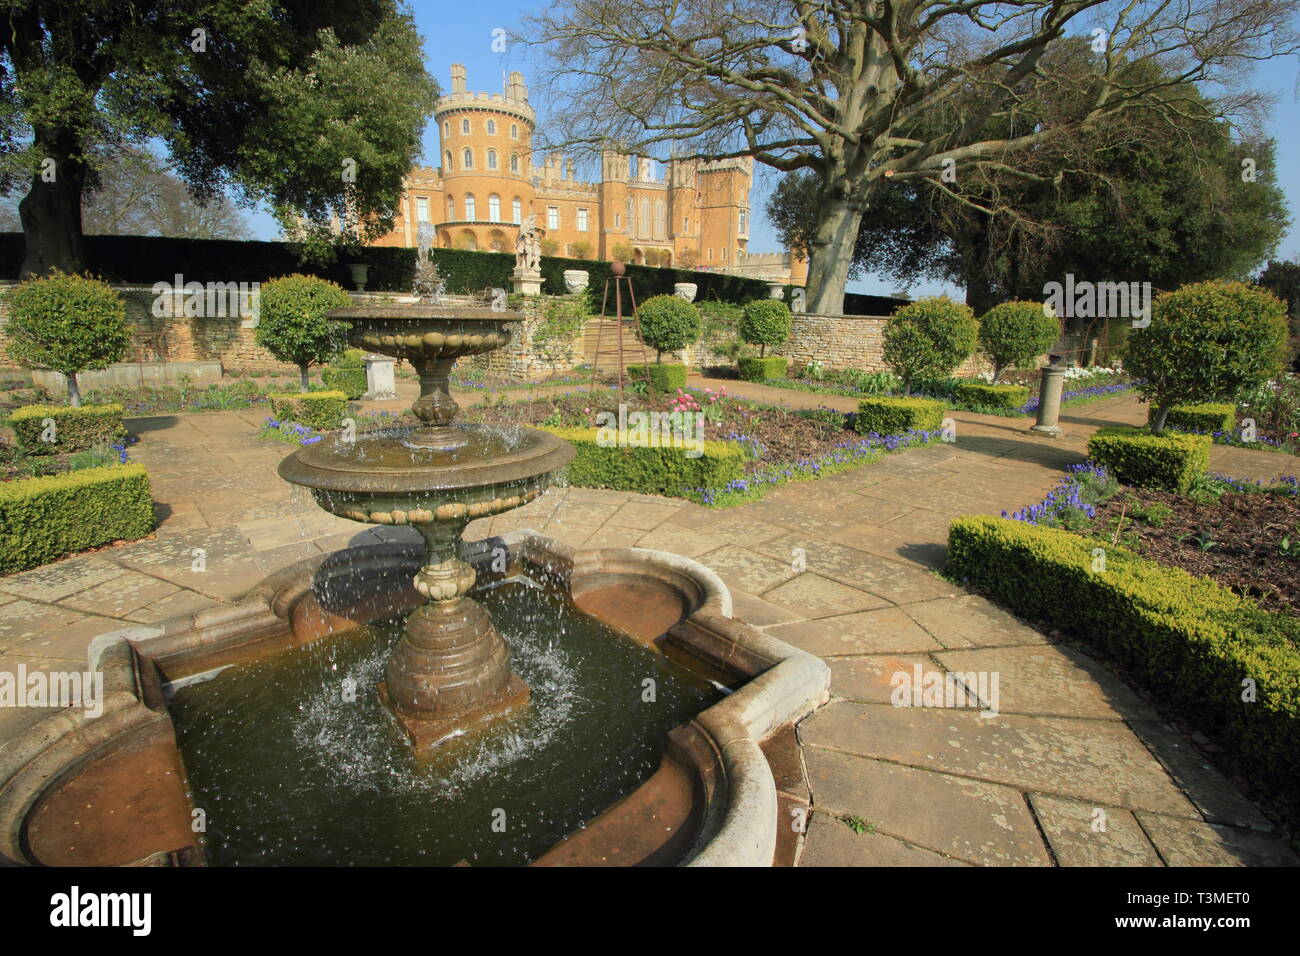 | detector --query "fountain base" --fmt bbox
[379,674,530,750]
